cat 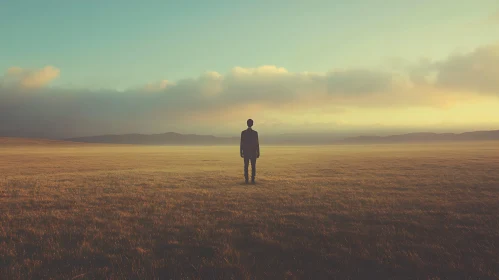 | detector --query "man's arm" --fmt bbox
[256,131,260,158]
[240,131,244,157]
